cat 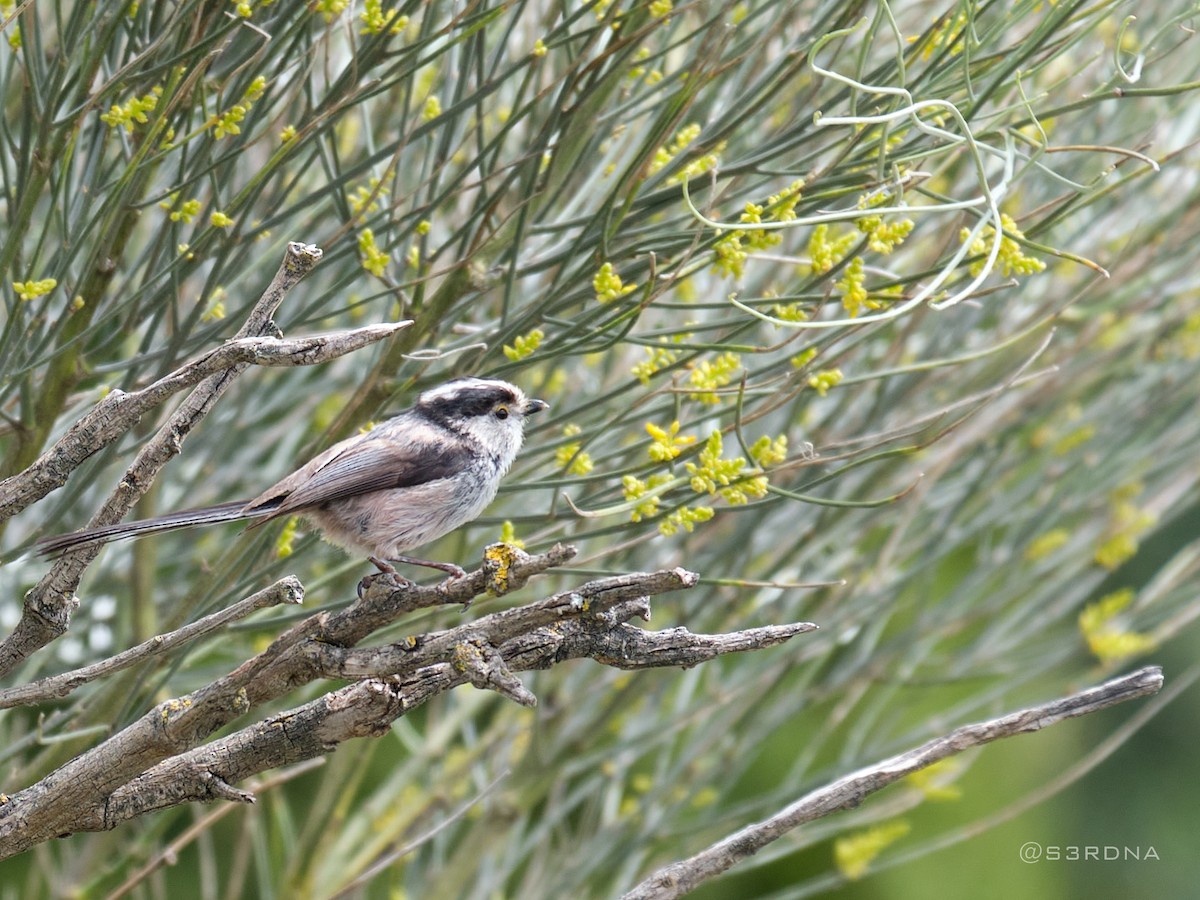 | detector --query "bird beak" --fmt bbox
[524,399,549,416]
